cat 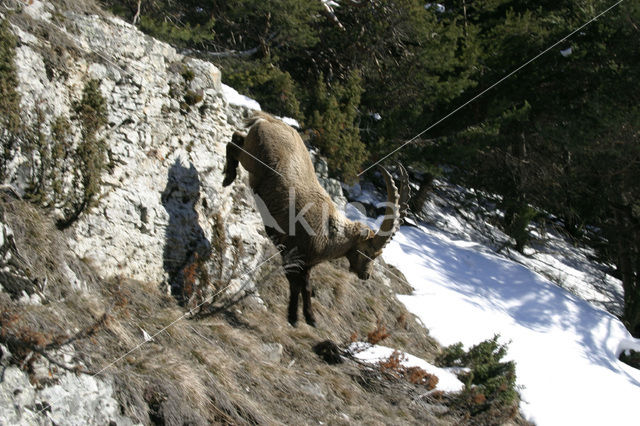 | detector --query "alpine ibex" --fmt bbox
[223,113,409,326]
